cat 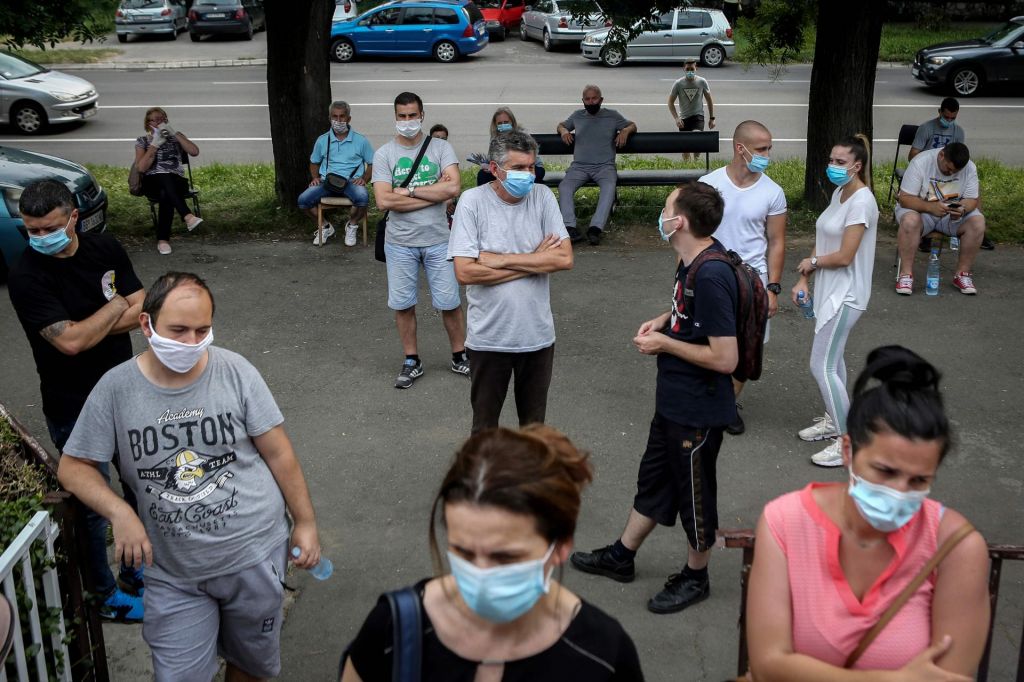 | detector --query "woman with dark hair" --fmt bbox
[791,134,879,467]
[476,107,546,186]
[134,107,202,255]
[746,346,989,681]
[340,425,644,681]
